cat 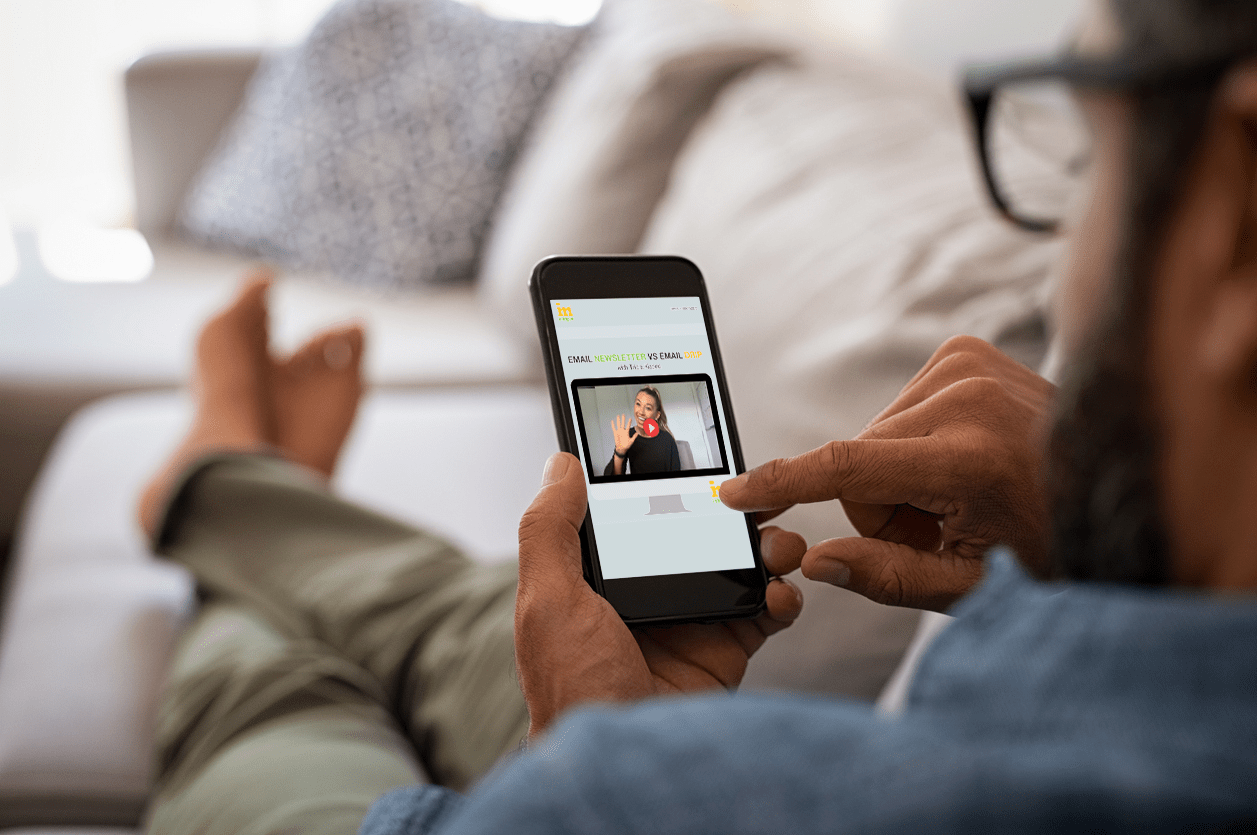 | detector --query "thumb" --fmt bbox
[800,538,983,612]
[518,453,588,593]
